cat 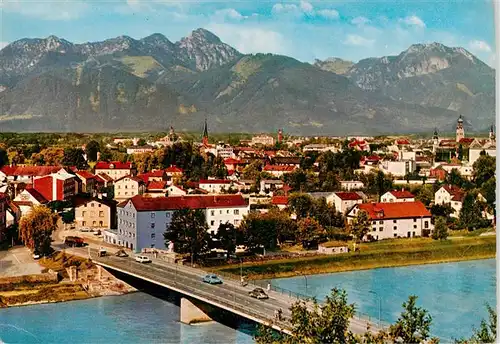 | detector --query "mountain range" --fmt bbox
[0,28,495,135]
